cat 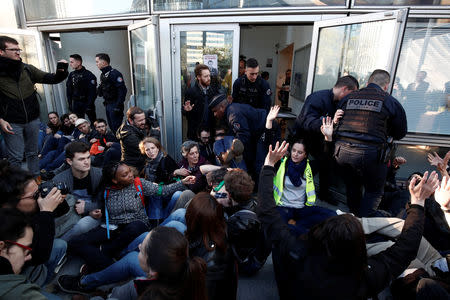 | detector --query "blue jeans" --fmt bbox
[60,216,101,242]
[81,251,145,289]
[39,150,66,171]
[3,118,40,175]
[334,141,388,217]
[45,239,67,284]
[276,206,337,236]
[146,190,182,220]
